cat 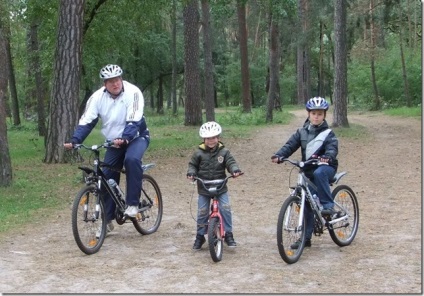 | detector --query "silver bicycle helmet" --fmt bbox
[99,64,123,80]
[305,96,330,111]
[199,121,222,138]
